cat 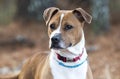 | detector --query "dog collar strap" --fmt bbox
[57,58,87,68]
[56,48,84,62]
